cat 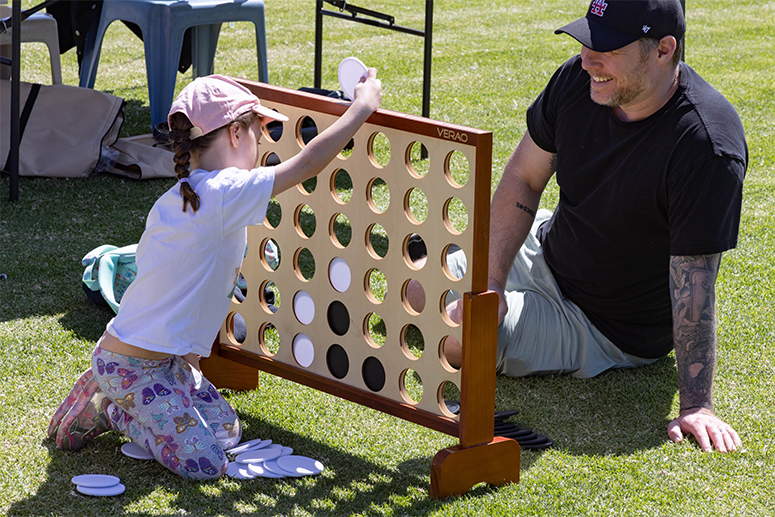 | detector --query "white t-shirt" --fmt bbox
[107,166,274,357]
